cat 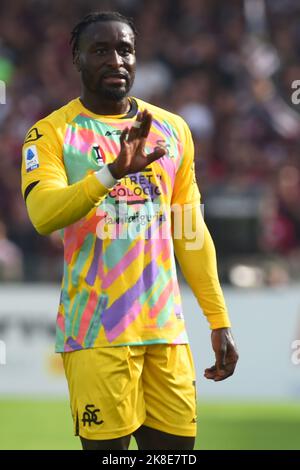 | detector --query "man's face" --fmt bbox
[75,21,136,101]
